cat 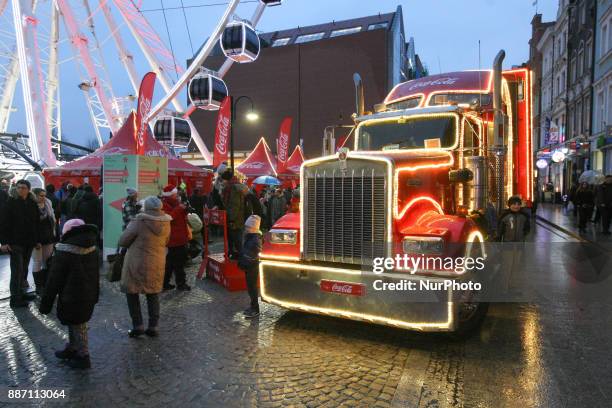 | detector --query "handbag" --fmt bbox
[107,248,124,282]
